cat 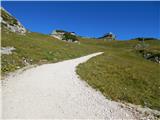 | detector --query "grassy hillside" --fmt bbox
[77,39,160,111]
[1,28,100,75]
[1,25,160,111]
